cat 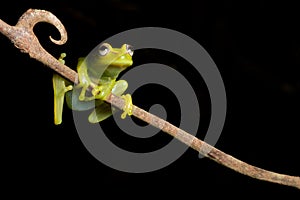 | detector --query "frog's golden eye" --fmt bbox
[98,43,110,56]
[126,44,134,56]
